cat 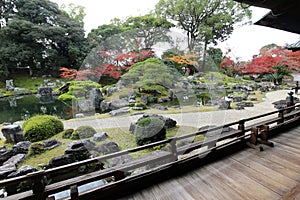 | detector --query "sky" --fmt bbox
[52,0,299,61]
